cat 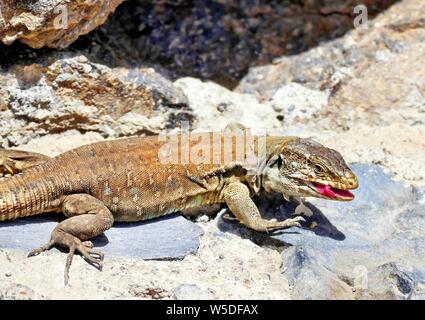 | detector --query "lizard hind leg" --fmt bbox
[28,194,114,285]
[0,149,51,176]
